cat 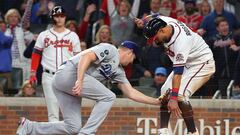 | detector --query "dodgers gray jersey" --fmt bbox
[69,43,129,84]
